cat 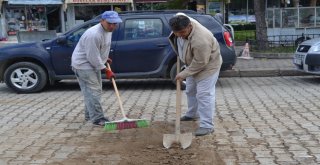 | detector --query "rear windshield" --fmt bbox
[165,14,223,34]
[193,15,223,33]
